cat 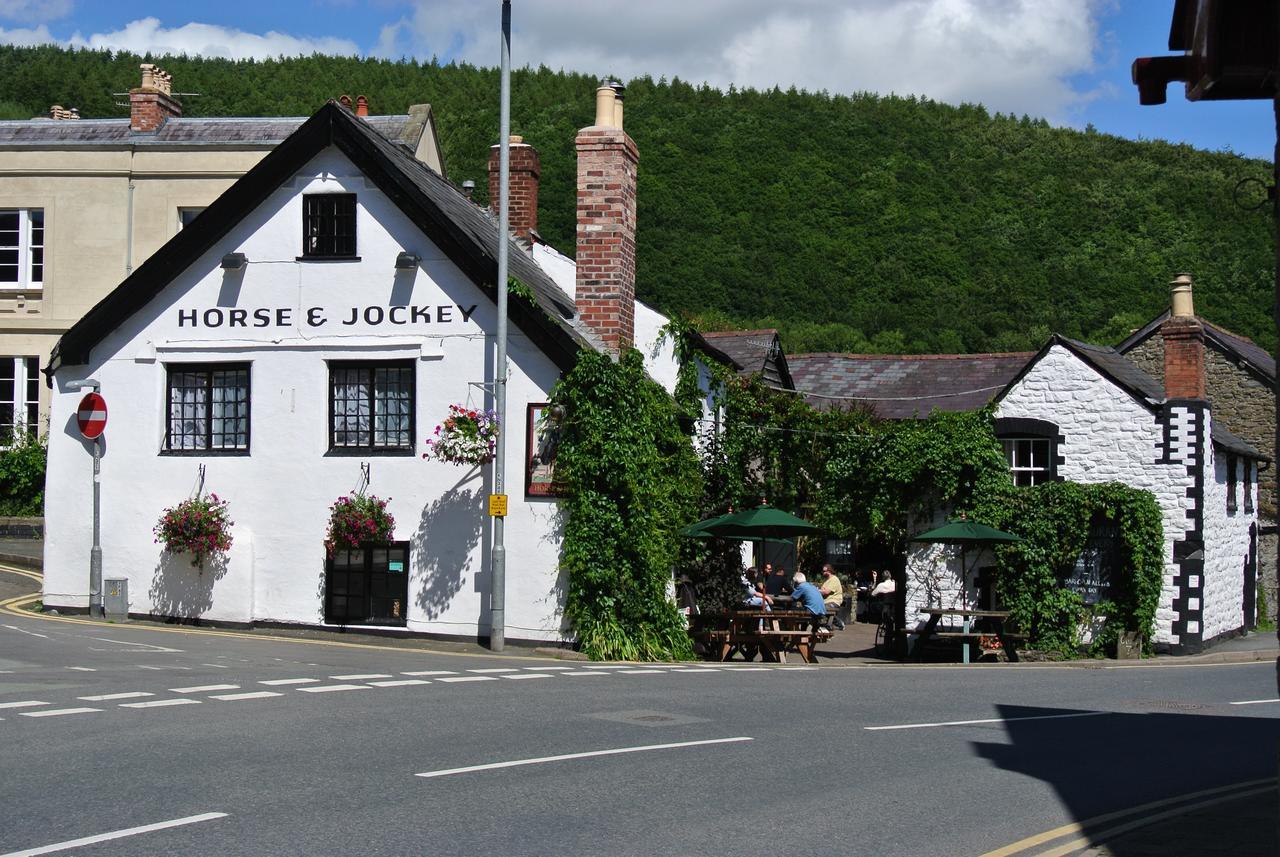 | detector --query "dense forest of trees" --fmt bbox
[0,45,1273,354]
